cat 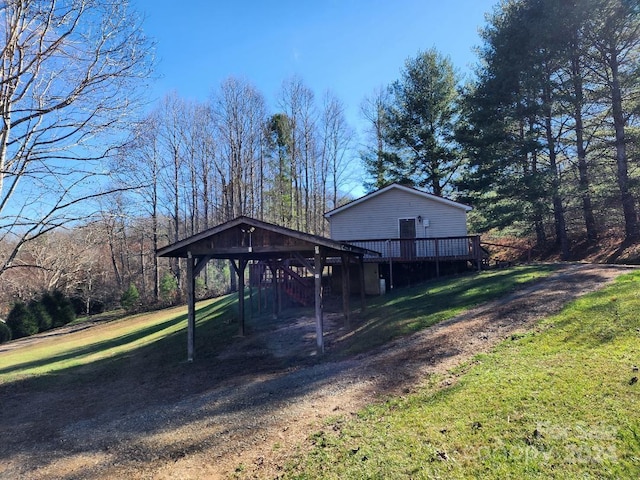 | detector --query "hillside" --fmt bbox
[483,230,640,265]
[0,264,636,479]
